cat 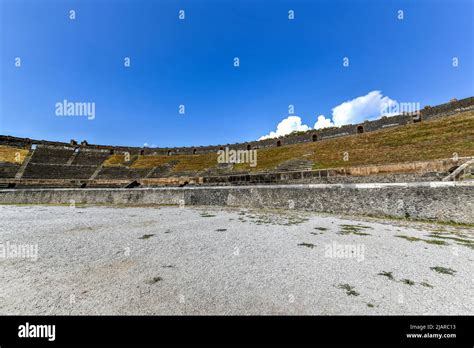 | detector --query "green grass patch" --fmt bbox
[298,242,316,249]
[200,212,216,217]
[395,235,422,242]
[395,235,448,246]
[401,279,415,286]
[338,224,372,236]
[146,276,163,284]
[430,266,456,276]
[138,234,154,239]
[427,234,474,245]
[378,271,395,281]
[338,284,359,296]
